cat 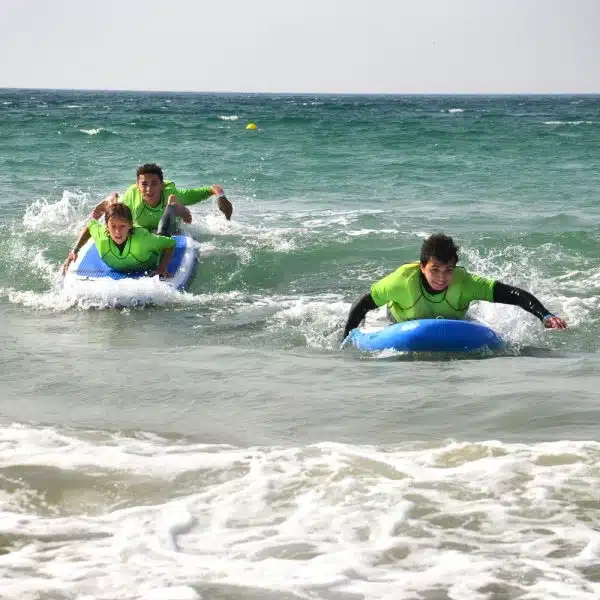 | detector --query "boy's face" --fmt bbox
[420,258,455,292]
[137,173,163,205]
[107,216,131,244]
